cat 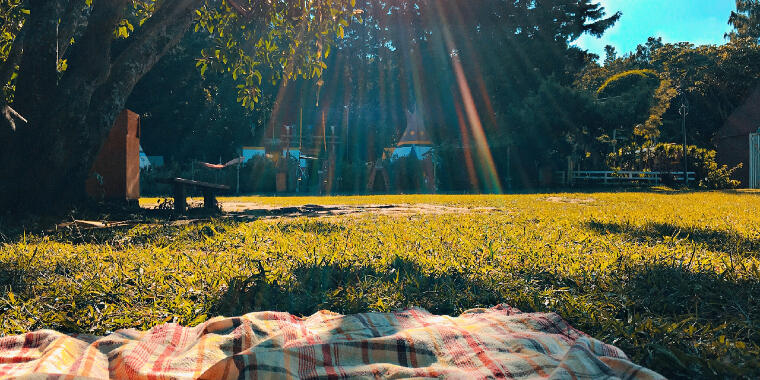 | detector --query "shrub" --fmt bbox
[240,156,278,193]
[597,69,660,98]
